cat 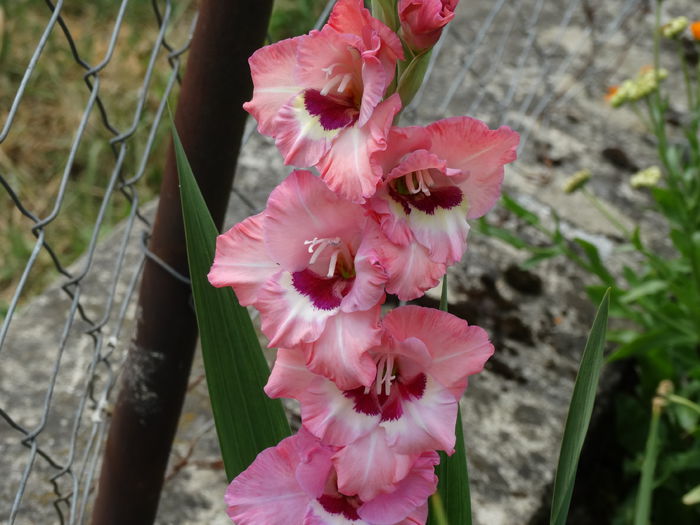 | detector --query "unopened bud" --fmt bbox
[661,16,688,39]
[562,169,591,194]
[657,379,674,397]
[630,166,662,188]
